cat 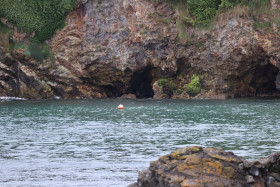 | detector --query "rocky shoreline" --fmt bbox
[1,0,280,100]
[129,146,280,187]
